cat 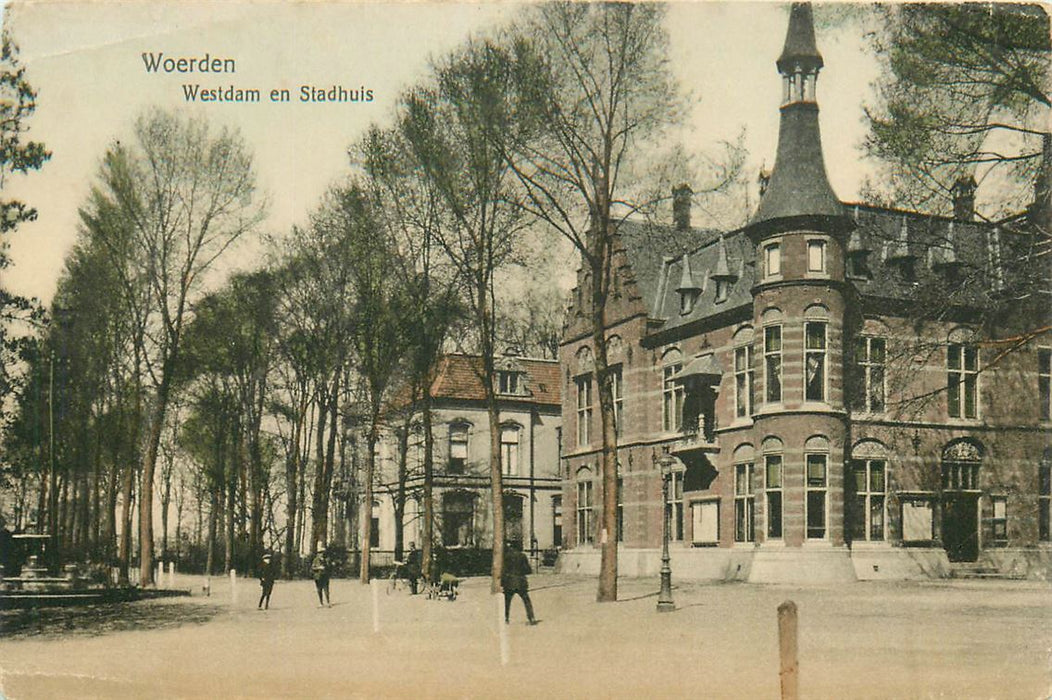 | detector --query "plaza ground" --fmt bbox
[1,573,1050,699]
